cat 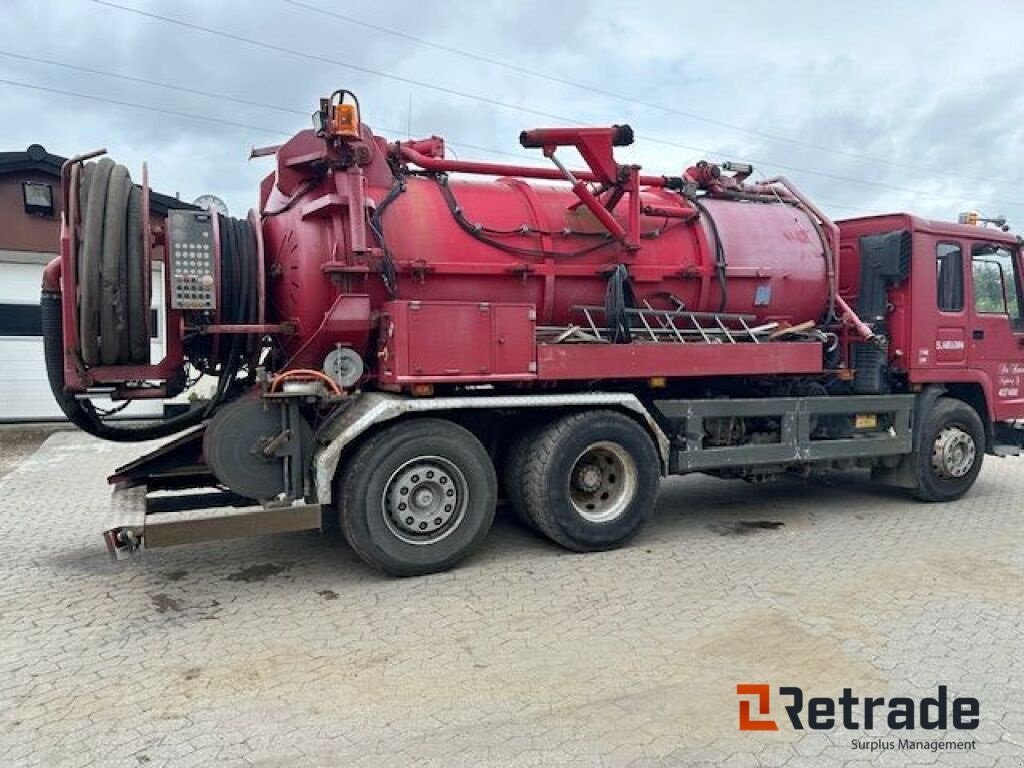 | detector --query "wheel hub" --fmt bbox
[383,457,467,544]
[574,464,604,493]
[413,487,436,508]
[931,426,976,479]
[568,441,639,524]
